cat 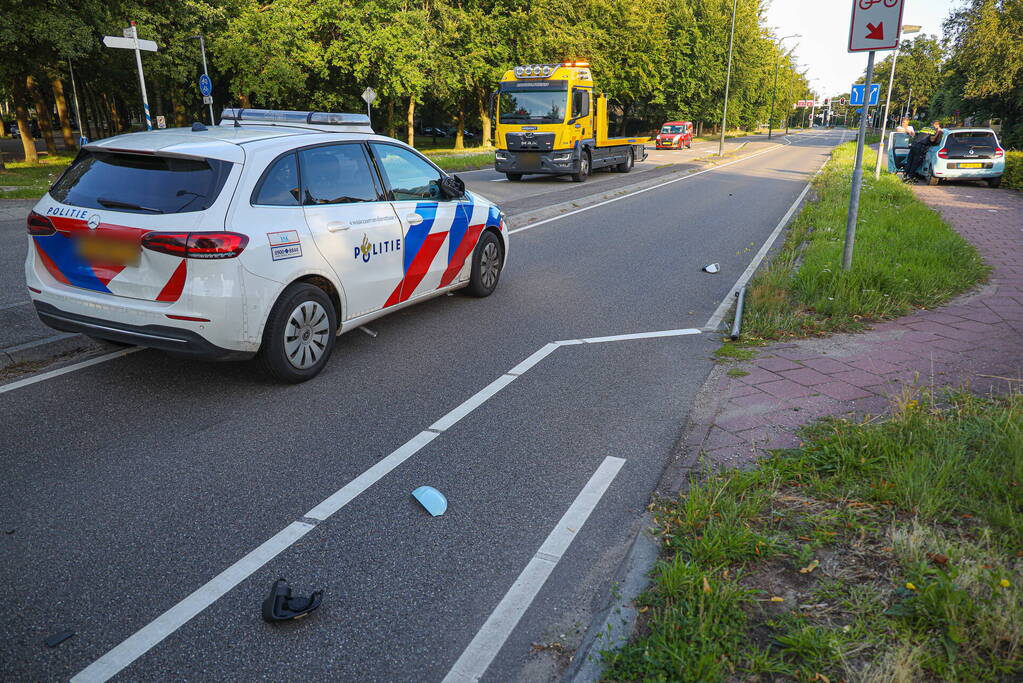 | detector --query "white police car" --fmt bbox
[26,109,508,382]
